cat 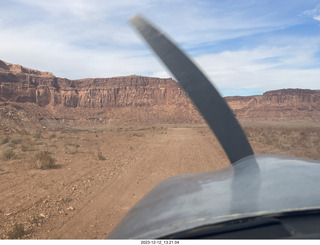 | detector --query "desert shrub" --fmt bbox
[1,136,10,145]
[244,126,320,161]
[2,148,16,160]
[97,148,106,160]
[7,223,25,239]
[21,139,35,151]
[11,138,22,145]
[21,144,28,152]
[65,147,78,155]
[33,131,42,140]
[64,143,80,154]
[132,132,144,137]
[49,133,56,139]
[32,151,56,169]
